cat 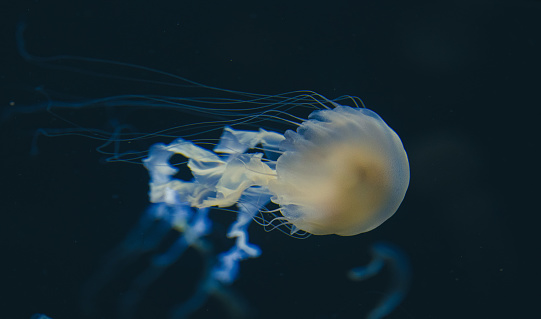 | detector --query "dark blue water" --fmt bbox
[1,1,537,318]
